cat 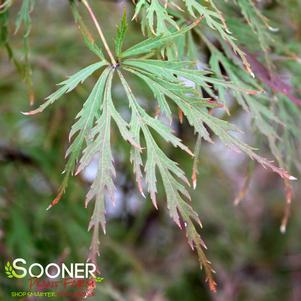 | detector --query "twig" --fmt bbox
[81,0,117,66]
